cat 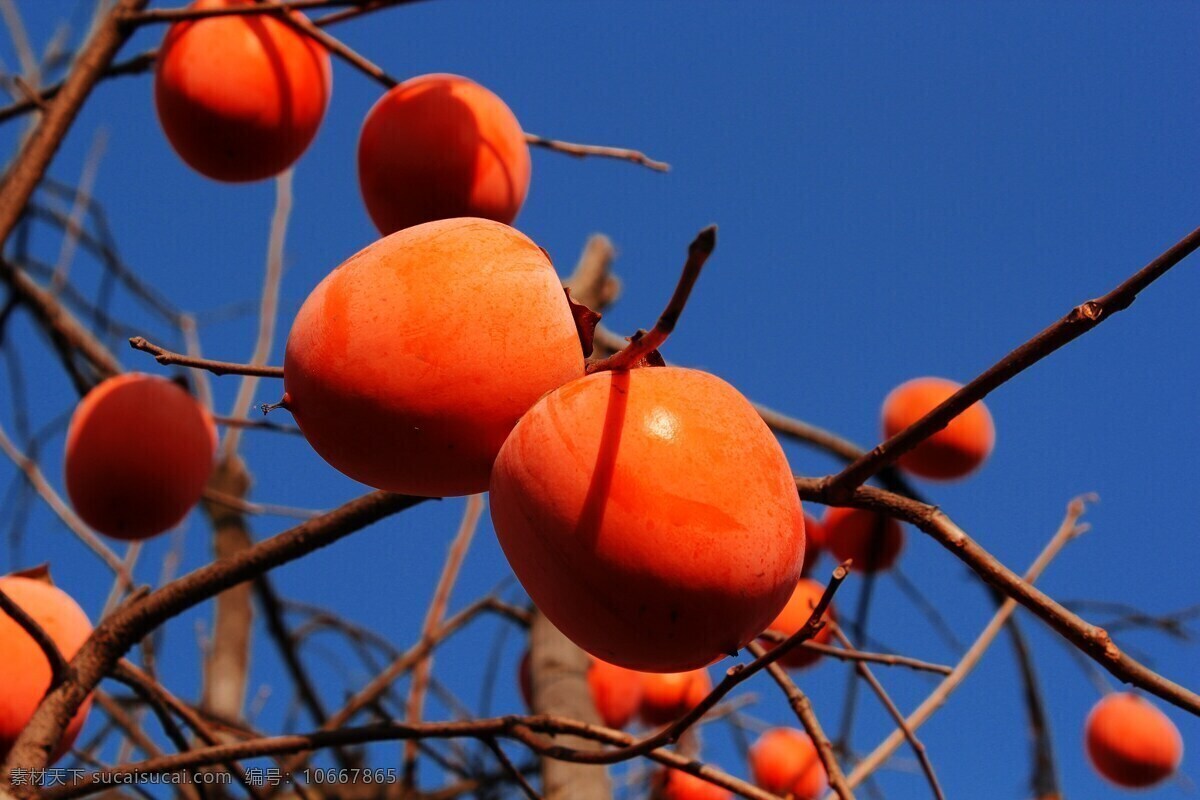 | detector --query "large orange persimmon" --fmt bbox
[1085,693,1183,788]
[490,366,806,671]
[639,669,712,726]
[155,0,331,182]
[284,218,583,497]
[750,728,827,800]
[0,575,94,764]
[824,506,904,573]
[761,578,835,670]
[652,769,732,800]
[881,377,995,480]
[65,373,216,541]
[518,651,644,730]
[358,74,531,235]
